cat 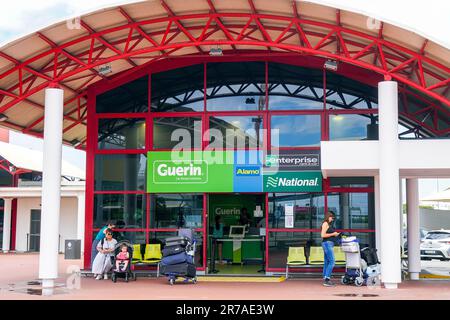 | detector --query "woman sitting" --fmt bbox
[92,229,117,280]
